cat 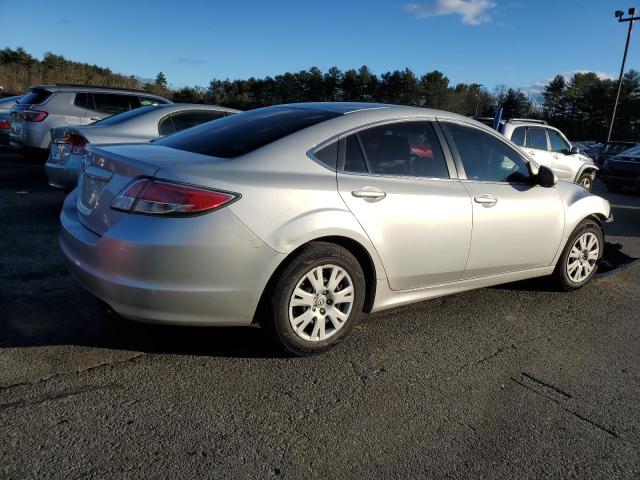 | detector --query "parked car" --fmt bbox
[0,96,22,147]
[600,144,640,193]
[500,119,598,191]
[593,141,639,168]
[60,103,611,356]
[10,85,171,159]
[45,103,241,189]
